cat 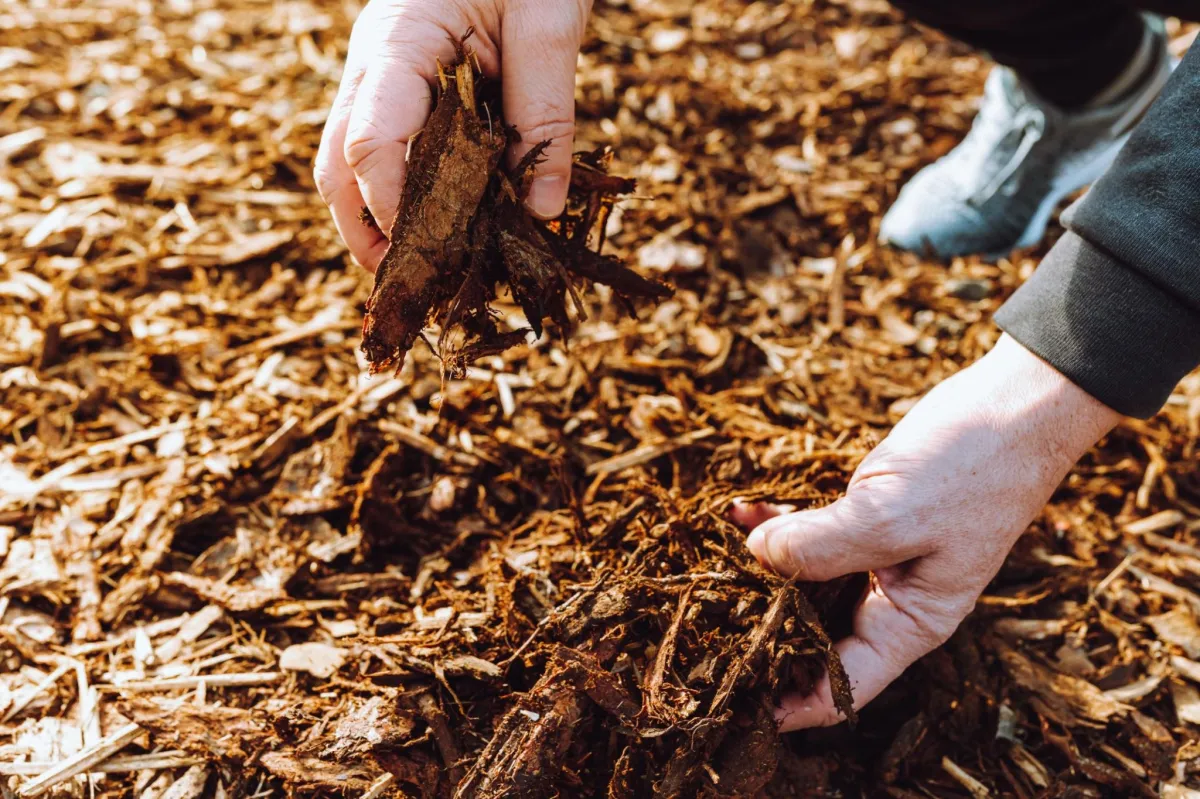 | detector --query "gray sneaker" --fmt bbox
[879,17,1172,258]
